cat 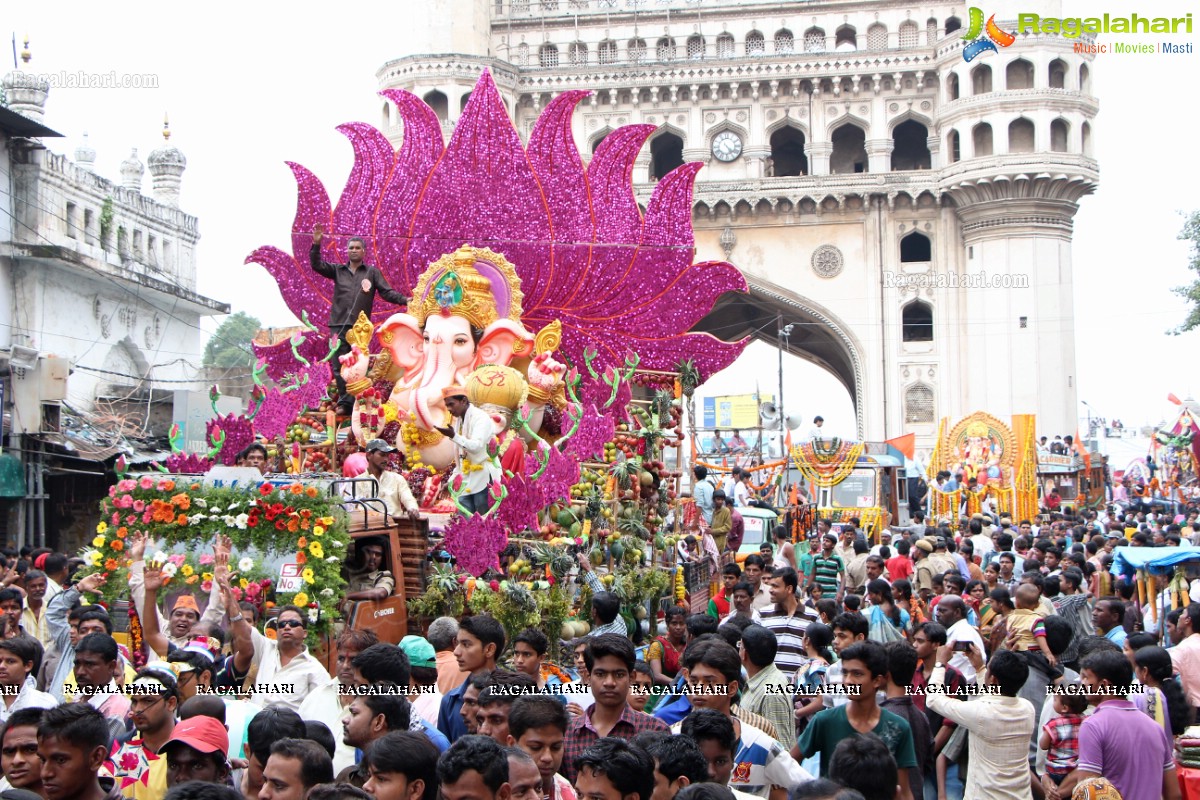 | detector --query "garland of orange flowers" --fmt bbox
[541,663,573,684]
[790,442,865,488]
[693,457,790,474]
